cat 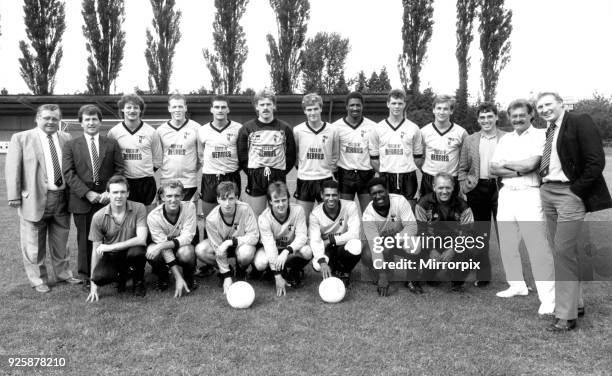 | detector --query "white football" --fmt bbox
[318,277,346,303]
[226,281,255,309]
